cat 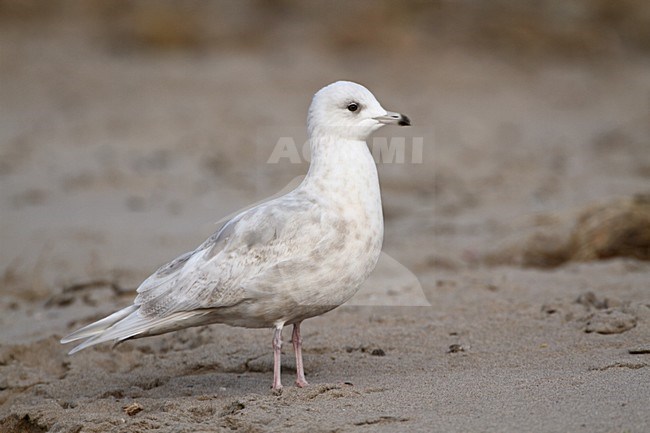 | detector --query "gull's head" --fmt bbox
[307,81,410,141]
